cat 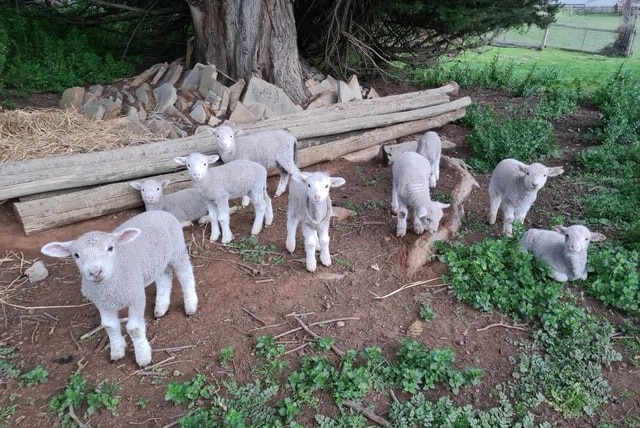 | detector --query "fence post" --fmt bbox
[540,26,550,50]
